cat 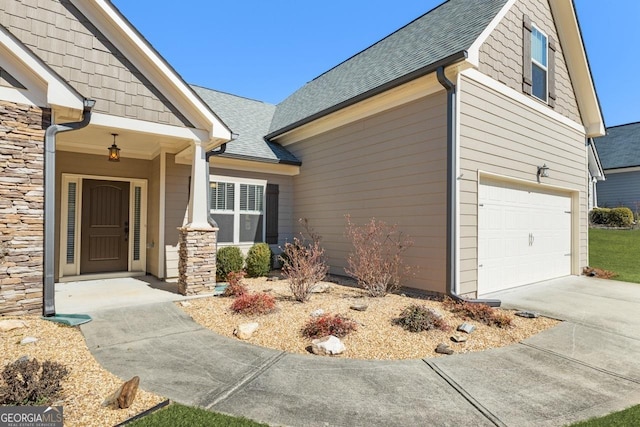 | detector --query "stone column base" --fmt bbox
[177,226,217,296]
